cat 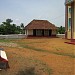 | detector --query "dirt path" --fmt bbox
[3,47,74,75]
[0,38,75,75]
